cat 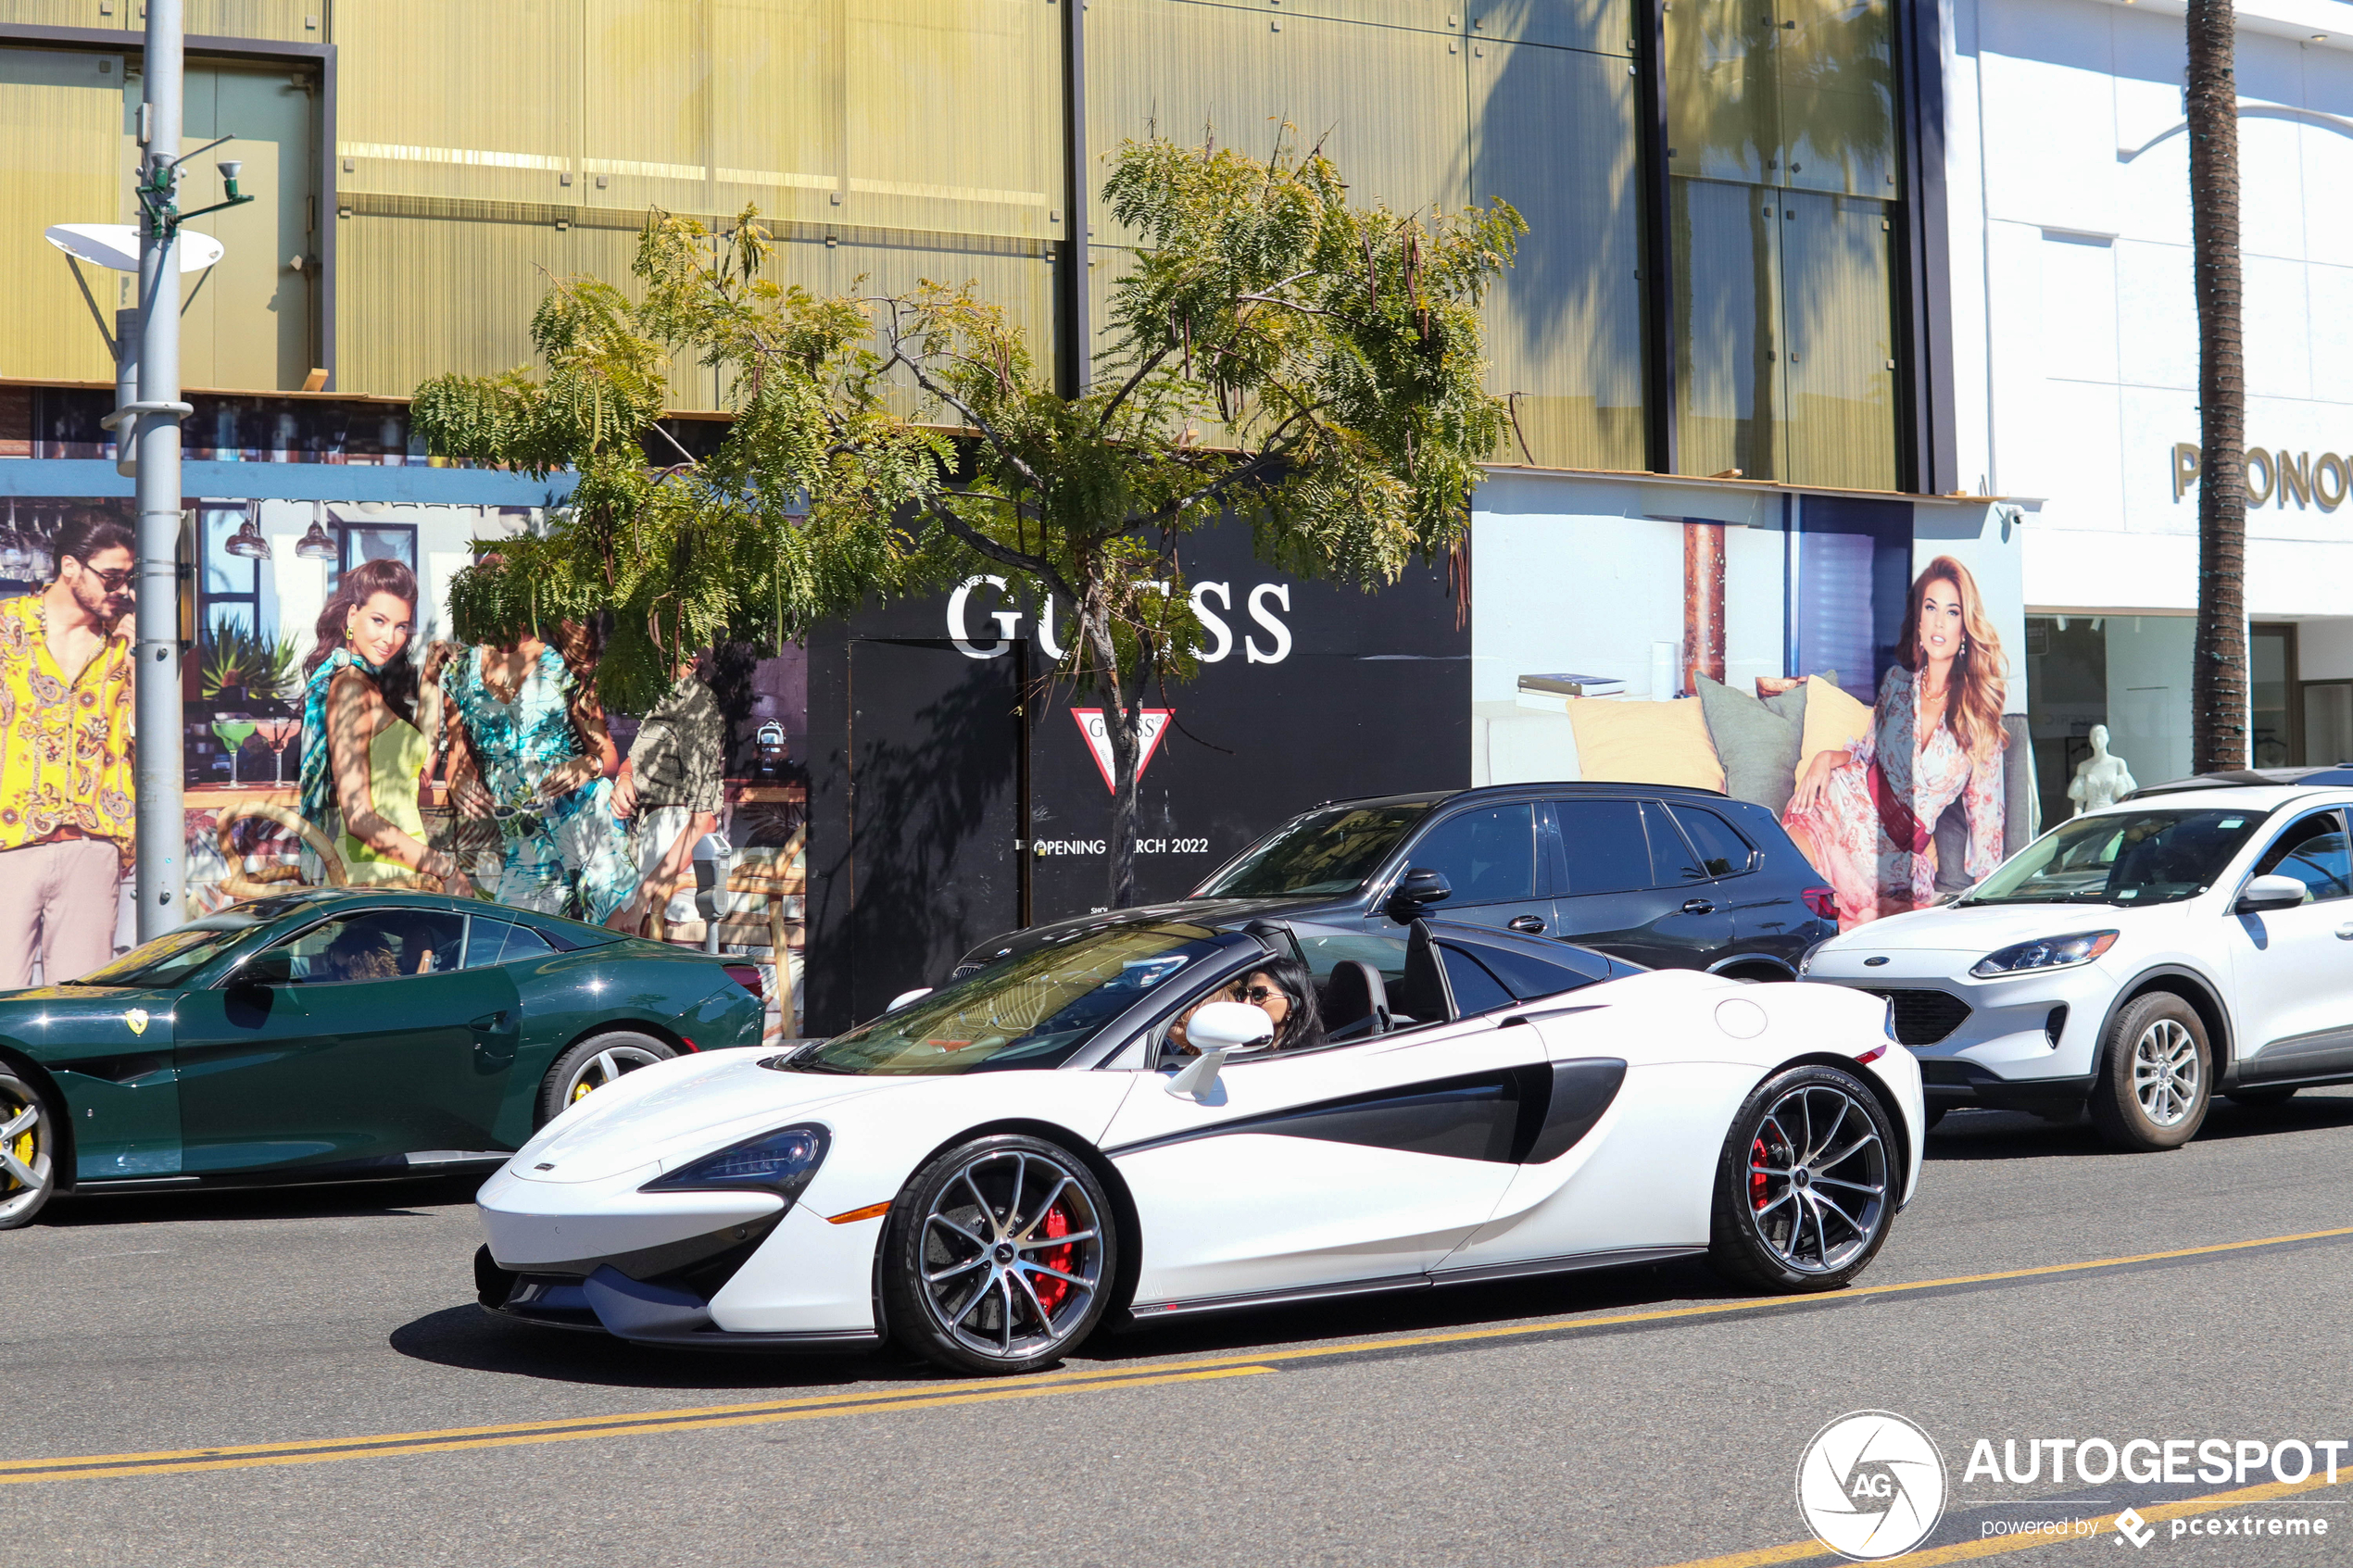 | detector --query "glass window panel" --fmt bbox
[1466,0,1634,54]
[249,909,467,985]
[1472,41,1645,470]
[2307,684,2353,769]
[1779,190,1895,490]
[1438,945,1516,1016]
[1672,804,1755,877]
[2255,813,2353,904]
[1408,805,1539,905]
[2250,625,2293,768]
[1642,800,1707,884]
[1673,176,1781,480]
[1554,798,1651,894]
